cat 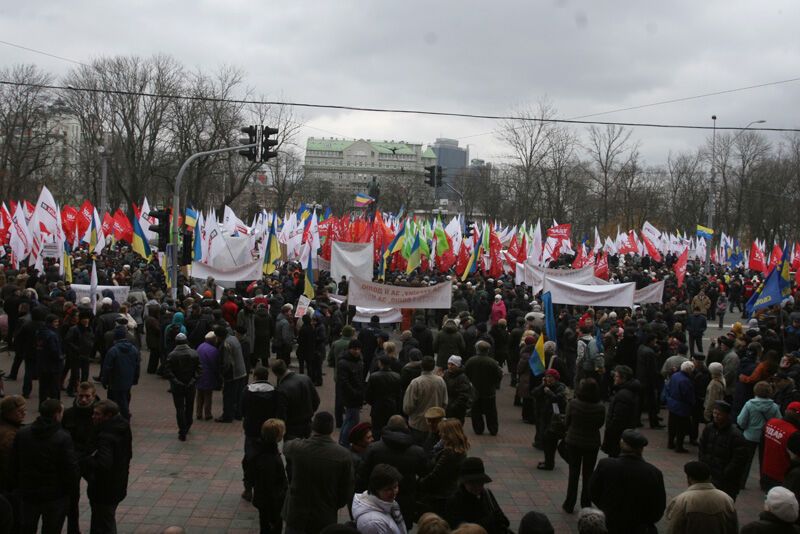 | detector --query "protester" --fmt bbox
[738,381,781,489]
[445,457,510,534]
[366,354,403,440]
[102,326,141,420]
[762,401,800,491]
[352,464,406,534]
[443,355,472,424]
[61,382,99,534]
[464,341,503,436]
[163,332,202,441]
[195,331,221,420]
[665,461,738,534]
[248,418,288,534]
[601,365,640,457]
[215,325,248,423]
[532,368,567,470]
[740,486,800,533]
[419,418,469,517]
[562,378,605,513]
[337,339,366,446]
[404,356,449,444]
